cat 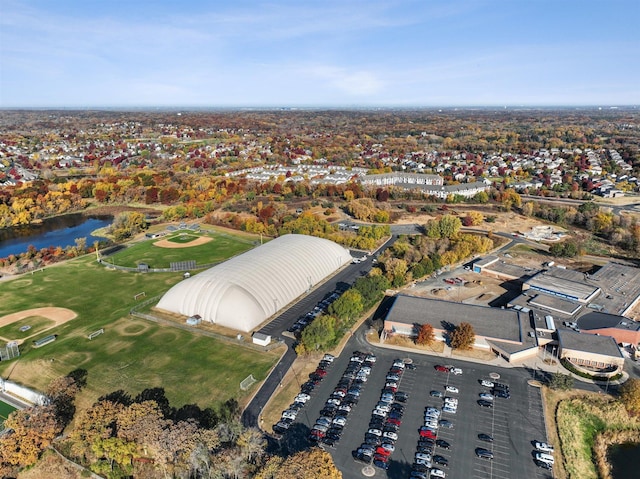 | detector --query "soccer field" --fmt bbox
[0,229,280,411]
